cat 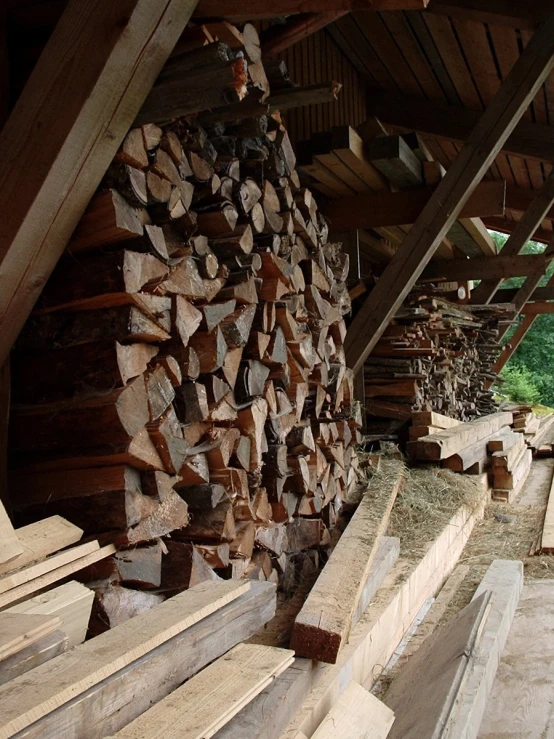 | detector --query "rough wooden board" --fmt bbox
[312,682,395,739]
[0,613,62,661]
[0,543,115,610]
[479,579,554,737]
[540,462,554,552]
[491,433,526,470]
[0,579,250,737]
[291,465,404,663]
[109,644,294,738]
[384,592,491,739]
[0,630,67,687]
[0,0,199,367]
[492,448,532,490]
[18,582,276,739]
[281,485,489,738]
[411,411,461,429]
[442,560,524,739]
[0,500,22,566]
[6,580,94,647]
[0,516,83,577]
[0,540,99,594]
[408,412,513,461]
[217,538,400,739]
